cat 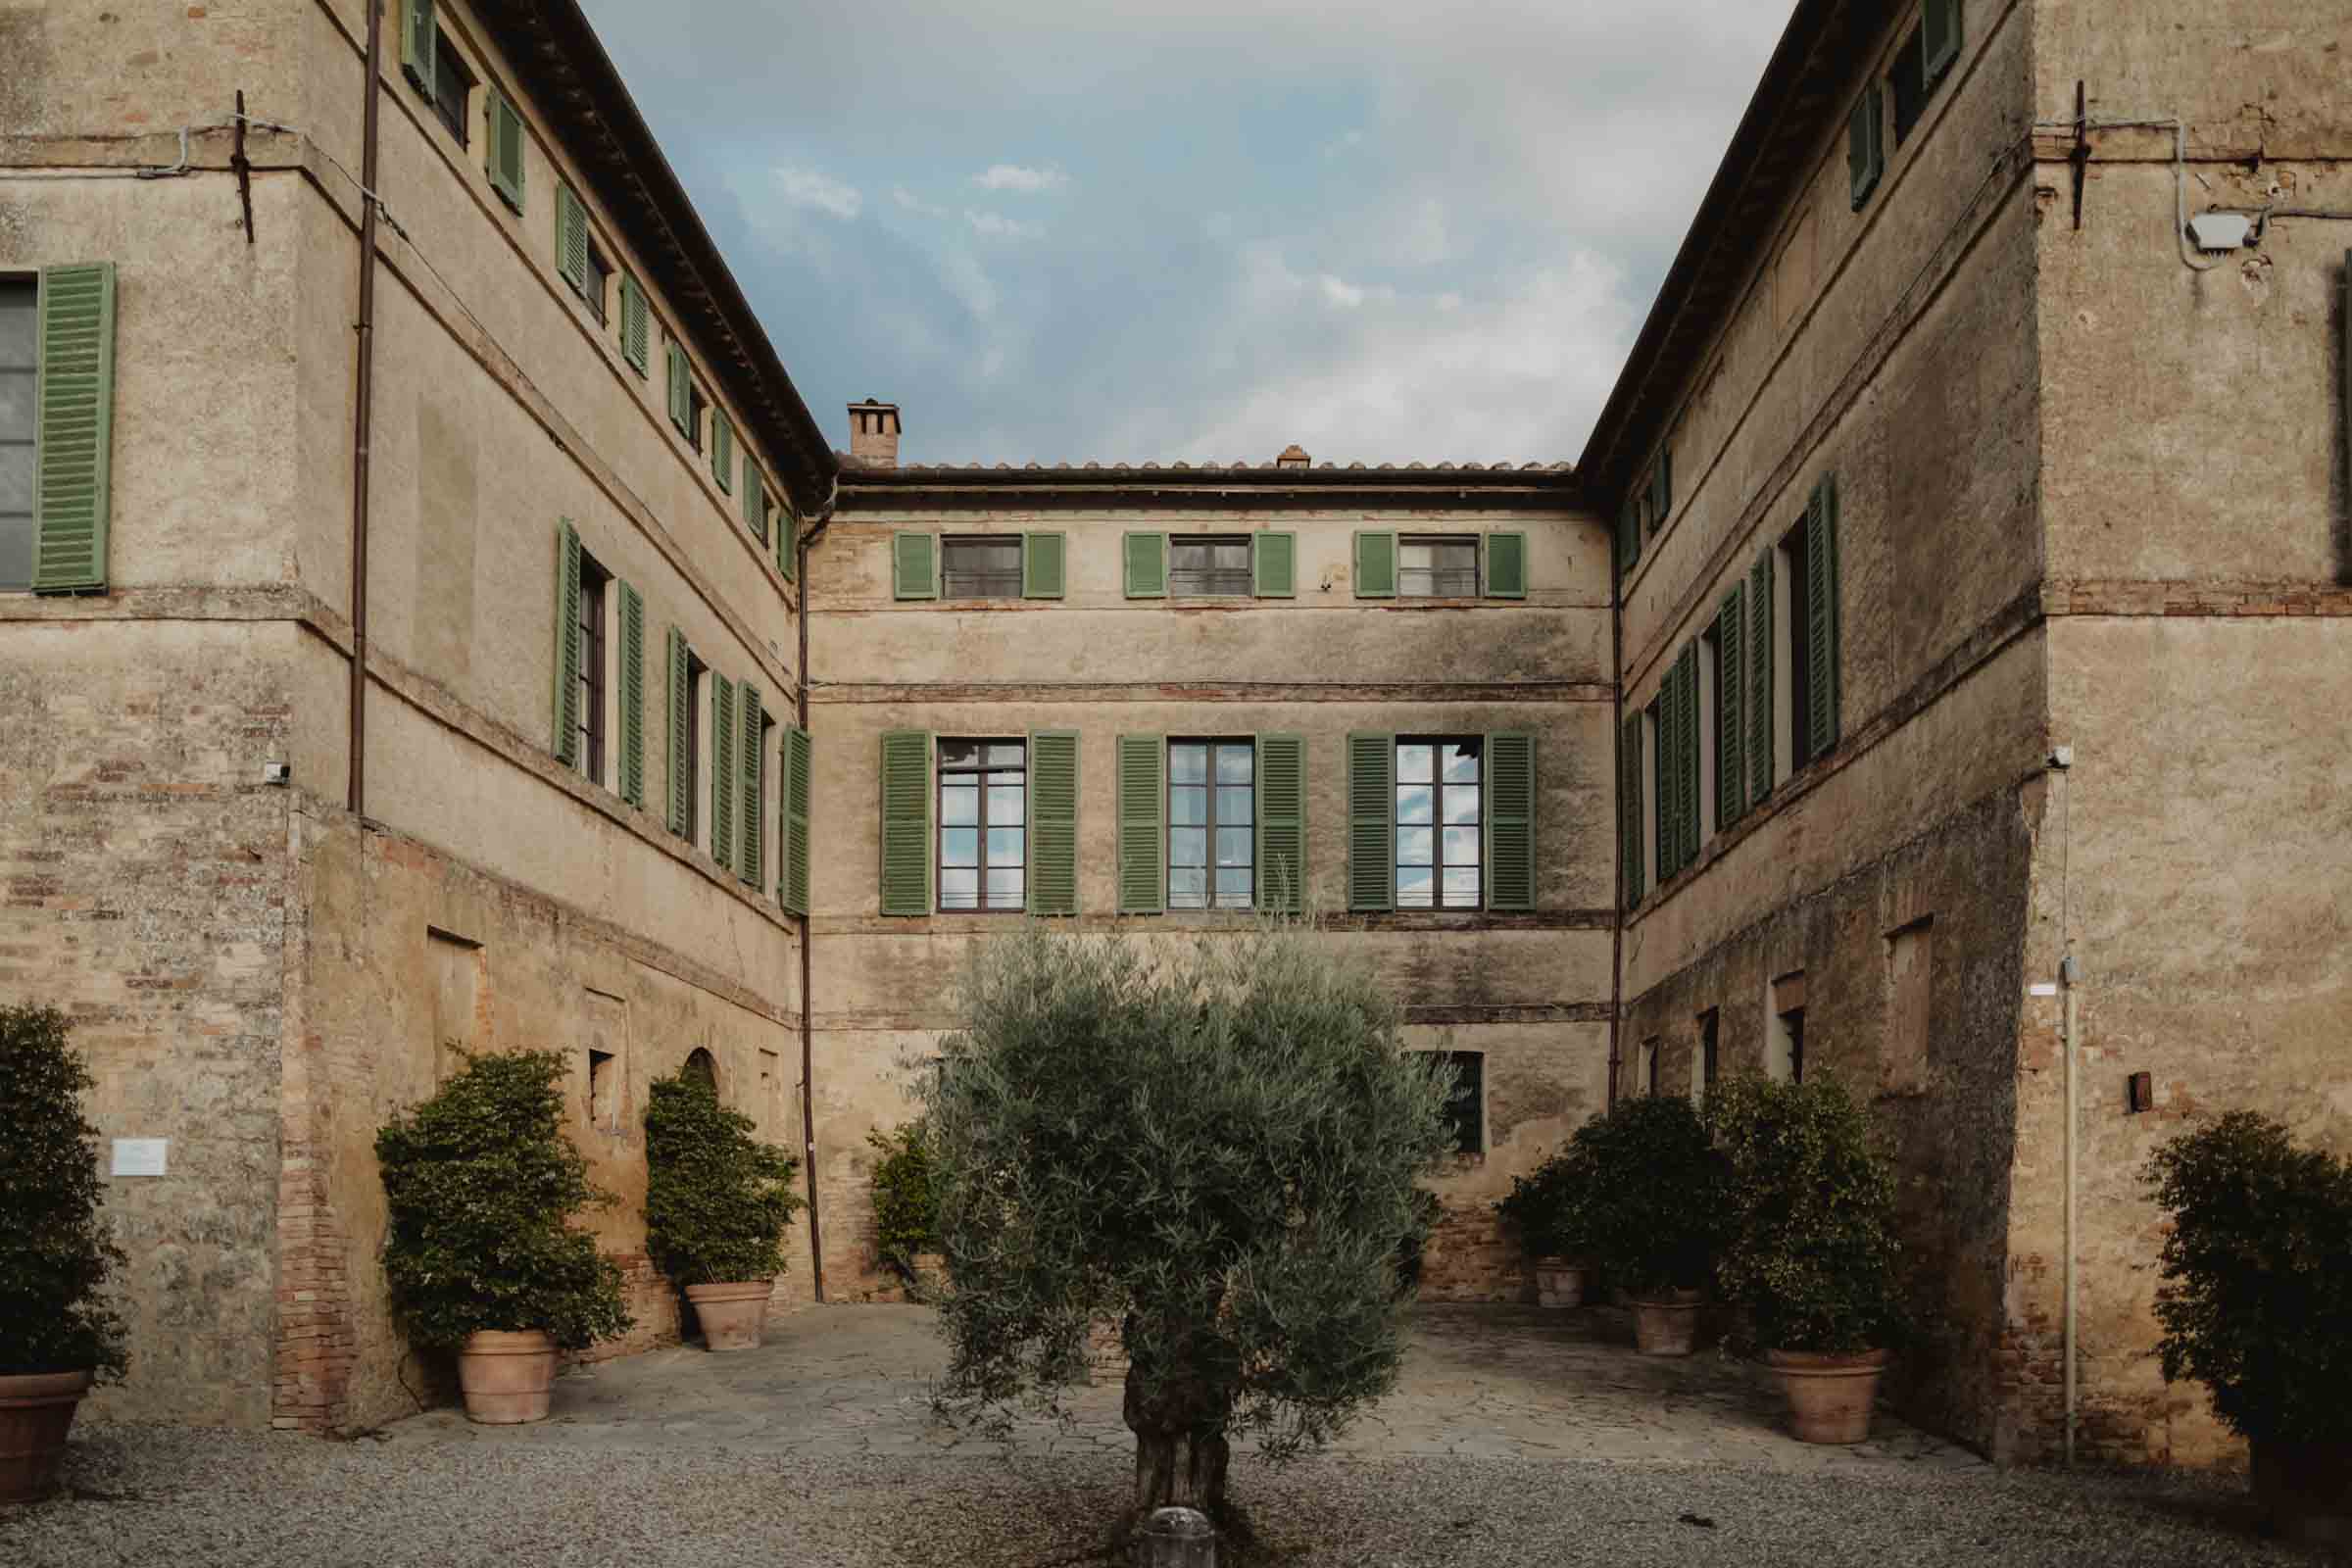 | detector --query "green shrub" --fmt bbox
[1494,1148,1582,1260]
[866,1118,939,1273]
[1707,1074,1907,1354]
[375,1050,632,1351]
[0,1006,127,1381]
[2146,1110,2352,1445]
[645,1070,803,1287]
[1554,1093,1725,1298]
